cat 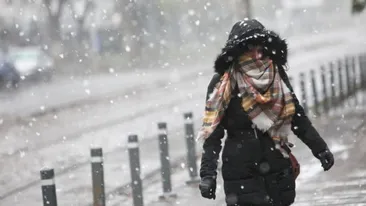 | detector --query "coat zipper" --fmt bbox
[252,124,258,139]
